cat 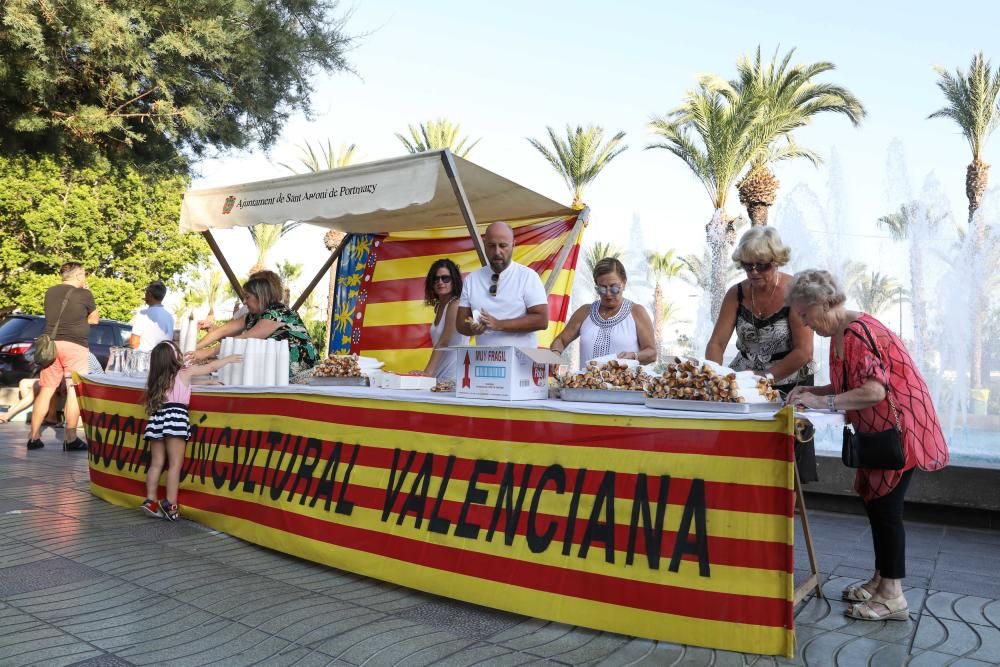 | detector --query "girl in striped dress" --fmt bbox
[140,341,240,521]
